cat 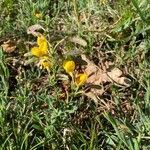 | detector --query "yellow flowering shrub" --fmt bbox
[63,60,88,86]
